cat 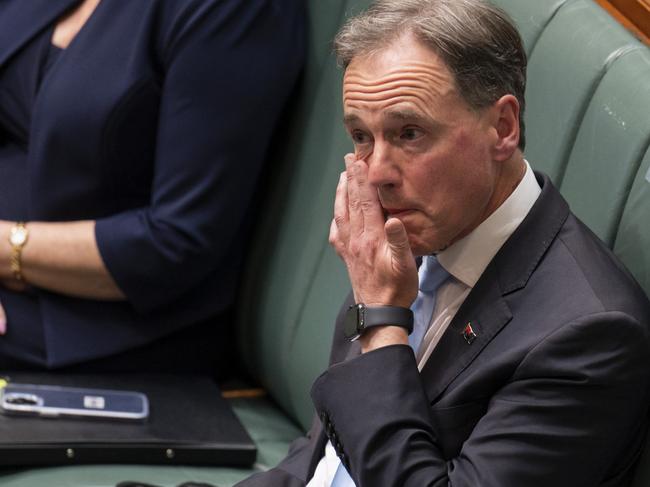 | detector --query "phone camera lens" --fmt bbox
[5,393,40,405]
